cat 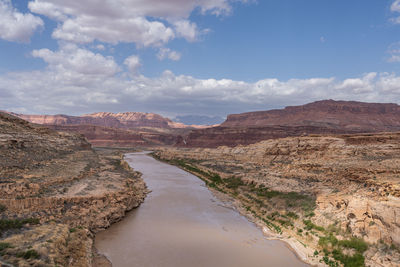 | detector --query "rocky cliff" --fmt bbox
[0,112,147,266]
[222,100,400,130]
[177,100,400,148]
[156,132,400,266]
